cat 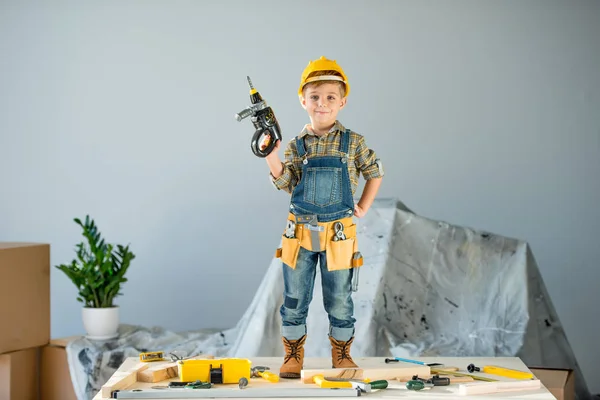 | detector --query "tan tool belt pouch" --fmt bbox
[275,213,362,271]
[325,218,358,271]
[278,235,301,270]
